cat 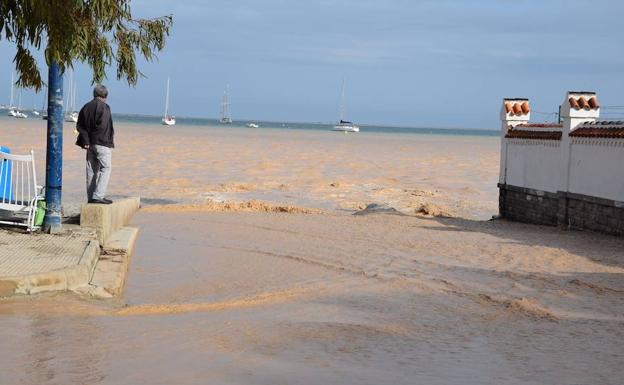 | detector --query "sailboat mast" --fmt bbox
[339,78,346,122]
[9,72,14,108]
[225,86,229,118]
[221,85,230,120]
[67,68,76,112]
[164,77,170,117]
[220,92,223,120]
[73,79,77,111]
[67,69,72,113]
[226,85,230,118]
